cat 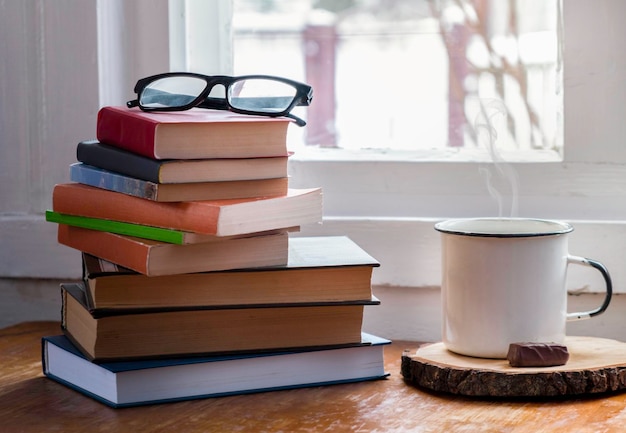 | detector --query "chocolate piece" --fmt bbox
[507,342,569,367]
